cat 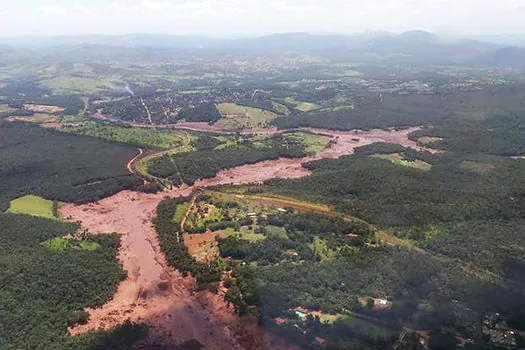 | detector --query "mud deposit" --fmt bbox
[60,126,435,349]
